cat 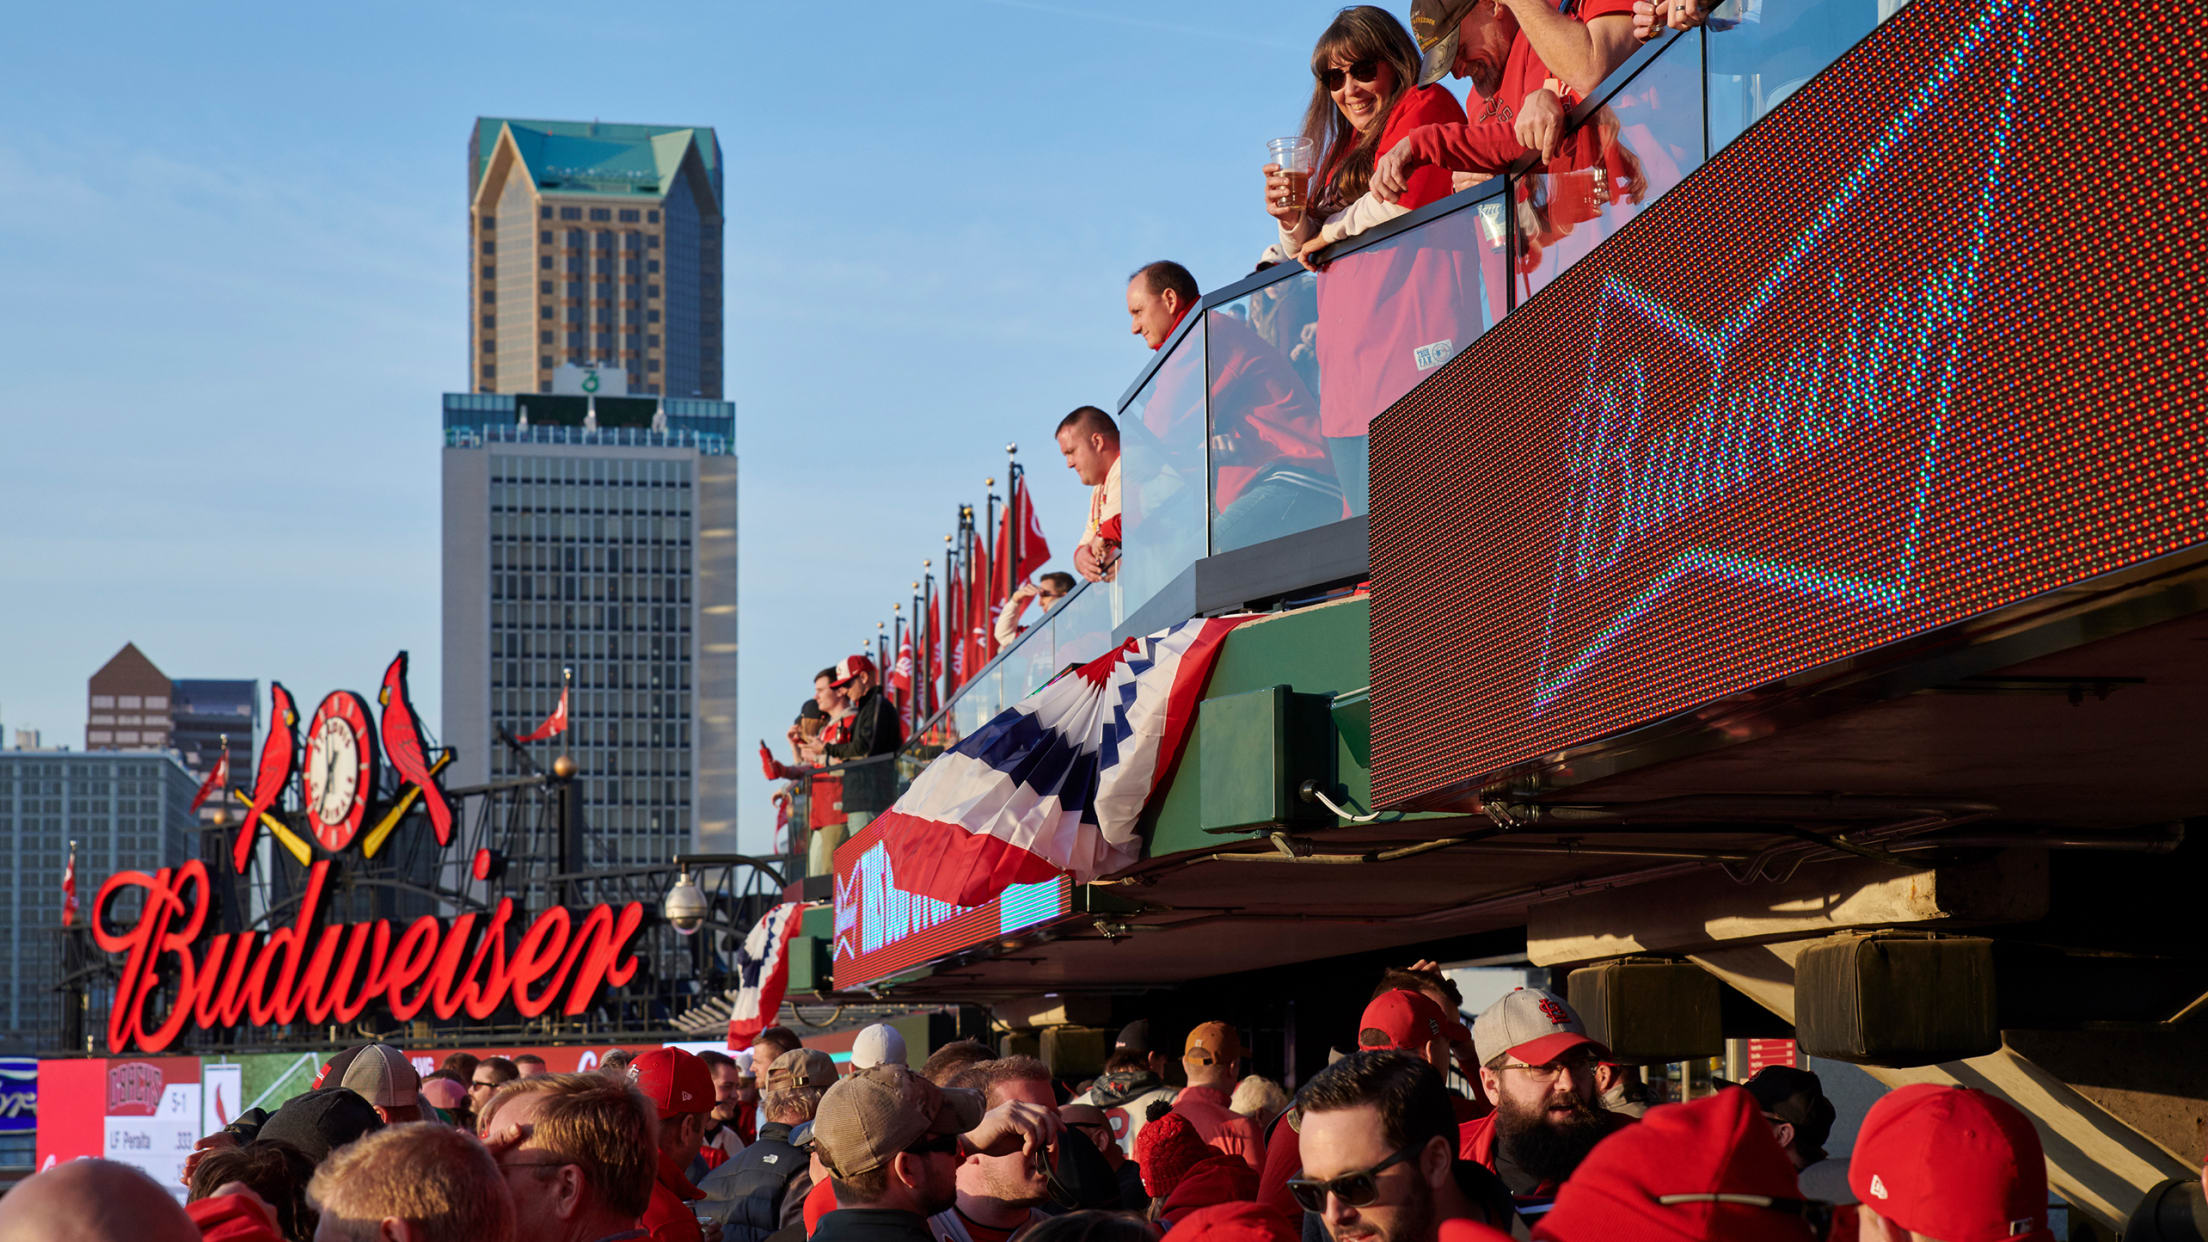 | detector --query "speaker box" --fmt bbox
[1794,933,1999,1066]
[1568,959,1722,1062]
[1042,1025,1111,1079]
[1001,1031,1043,1061]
